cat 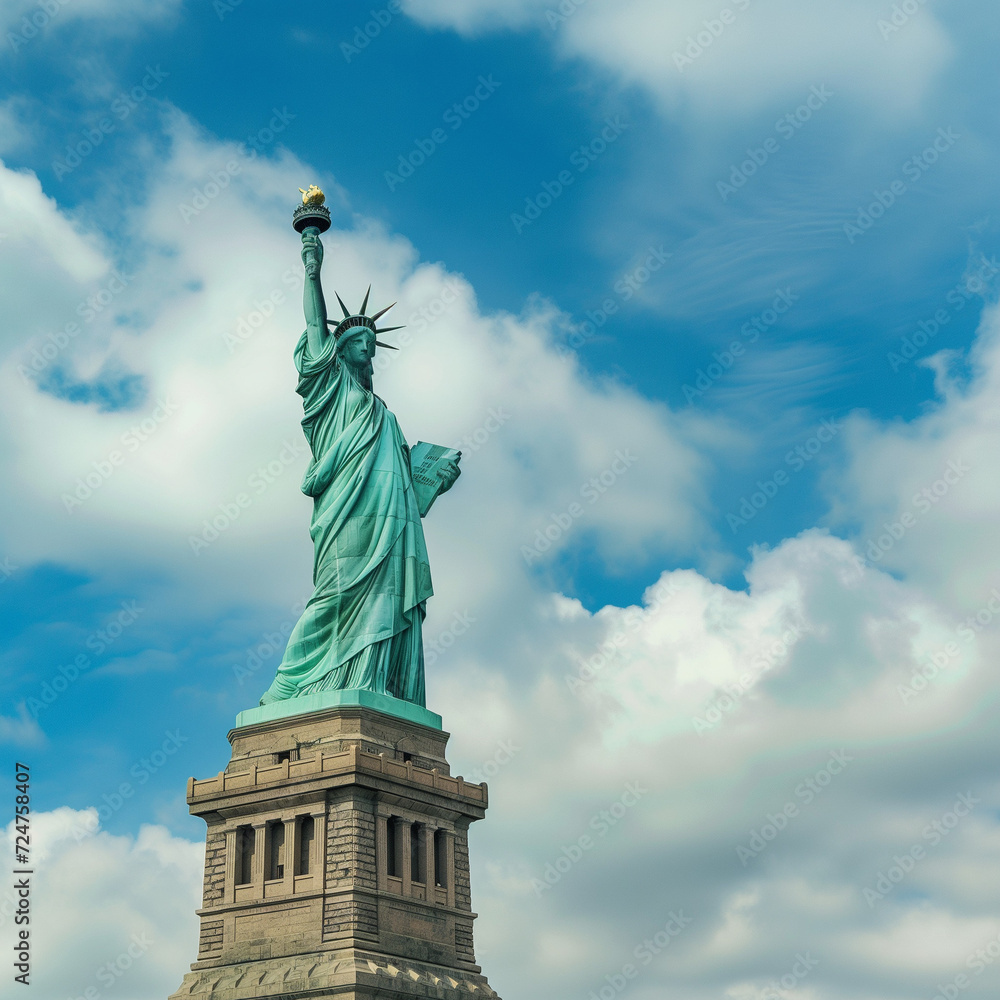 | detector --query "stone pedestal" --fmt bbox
[167,704,501,1000]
